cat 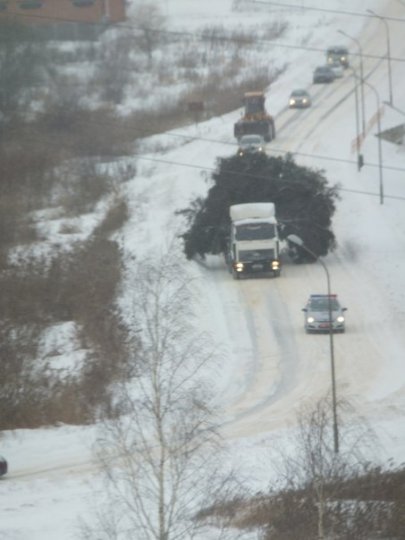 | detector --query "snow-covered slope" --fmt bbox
[2,1,405,538]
